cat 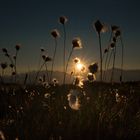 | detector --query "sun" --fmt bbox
[76,63,83,70]
[76,63,86,72]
